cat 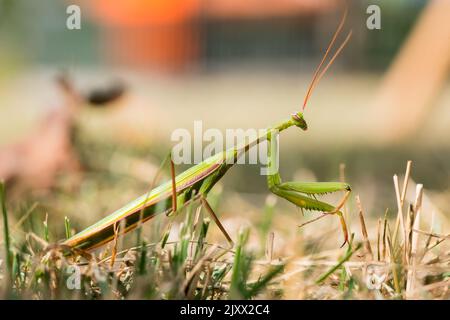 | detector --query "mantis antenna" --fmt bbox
[302,8,353,110]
